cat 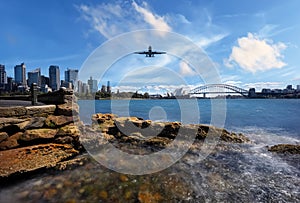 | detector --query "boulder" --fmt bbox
[268,144,300,154]
[20,129,58,141]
